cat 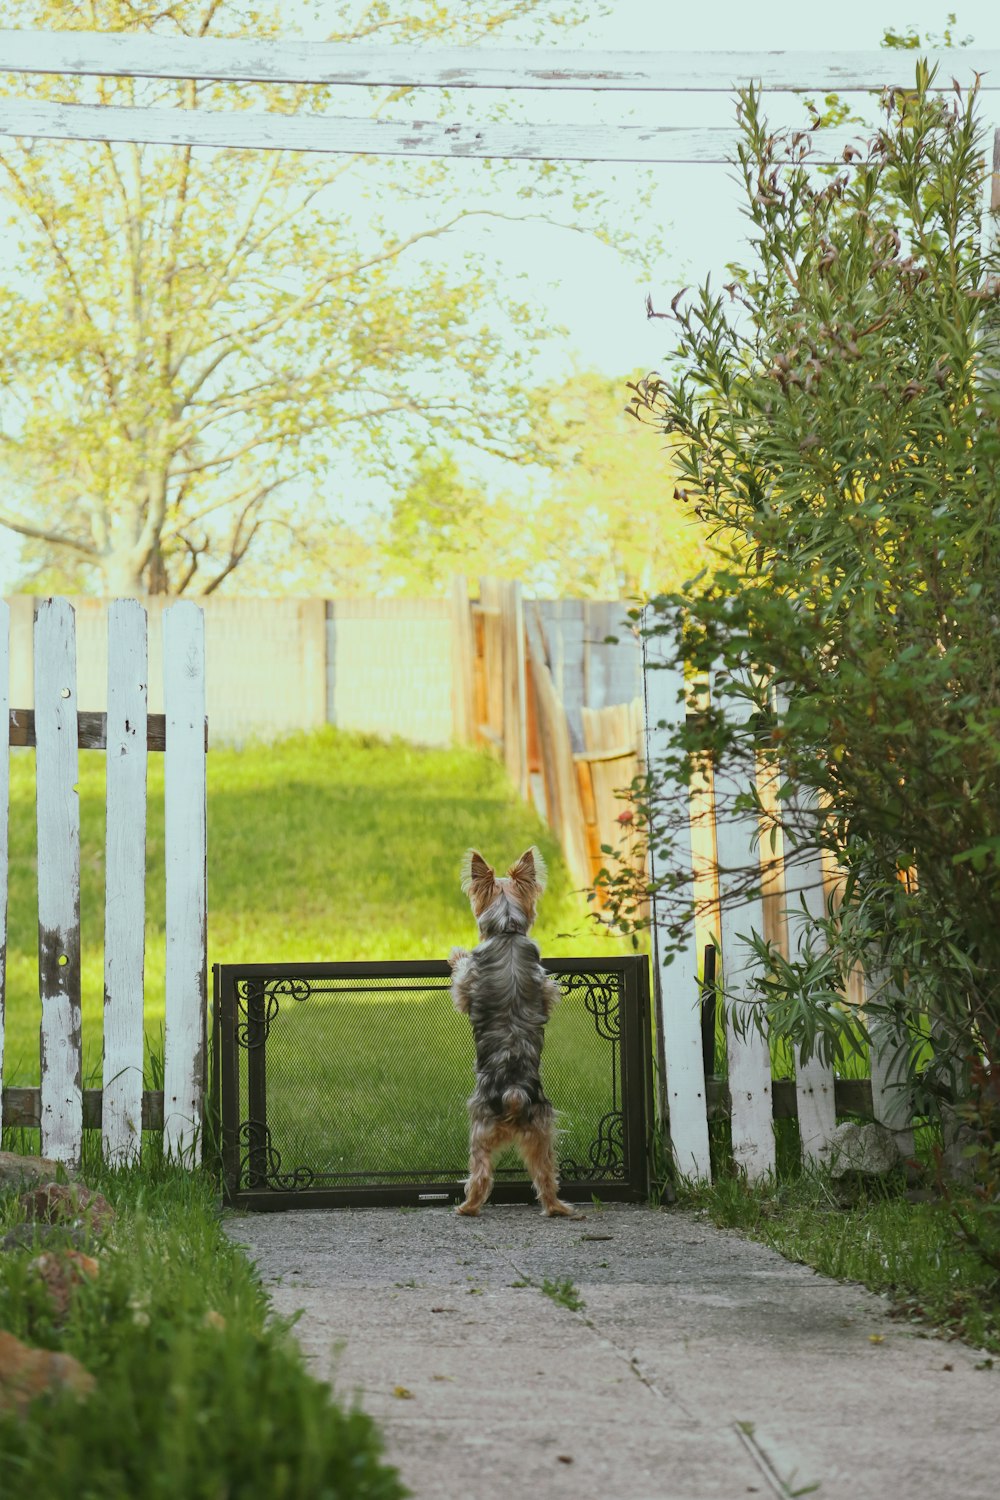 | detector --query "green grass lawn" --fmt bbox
[4,728,631,1181]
